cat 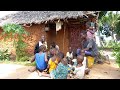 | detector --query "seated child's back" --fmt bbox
[50,52,69,79]
[35,46,47,71]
